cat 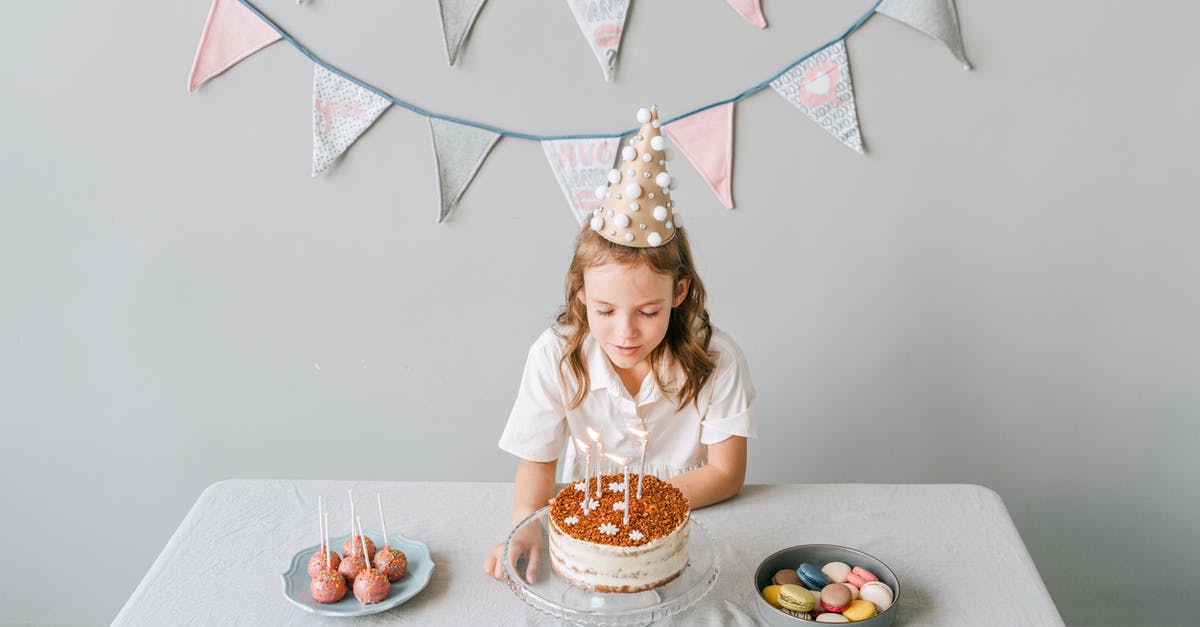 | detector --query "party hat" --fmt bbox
[589,106,677,248]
